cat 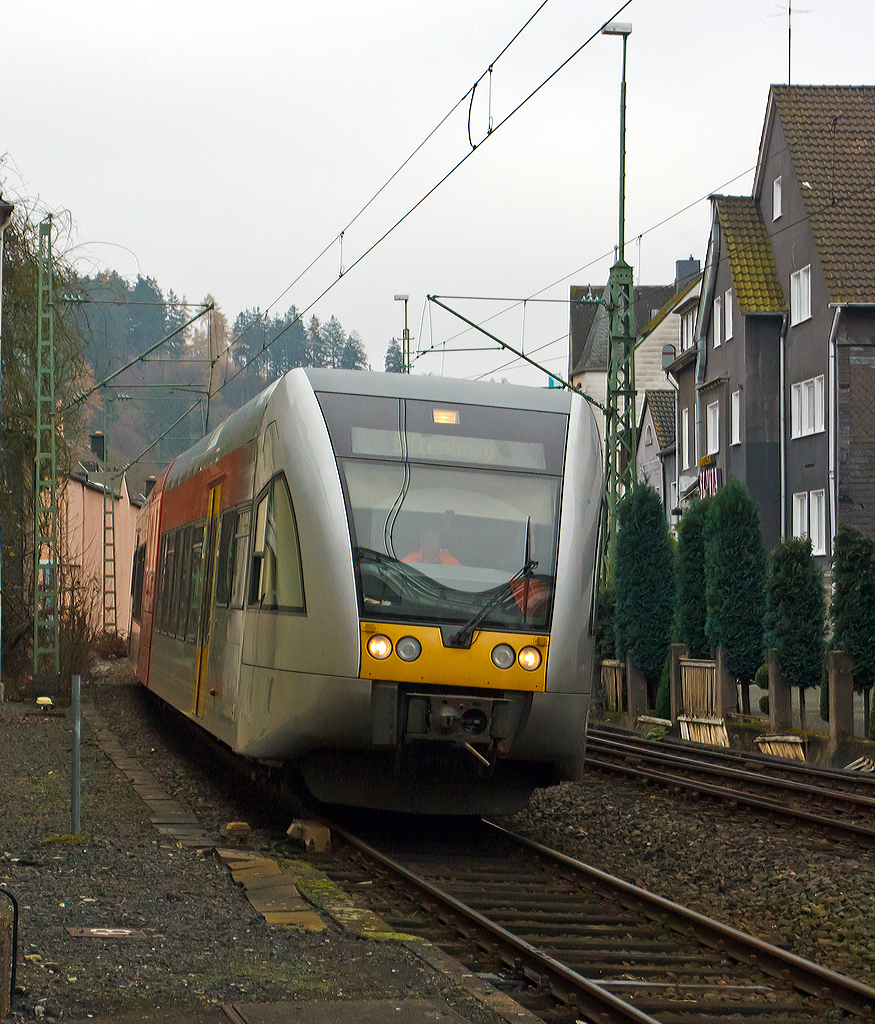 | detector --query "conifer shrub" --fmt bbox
[675,497,711,658]
[704,479,766,705]
[765,536,825,730]
[614,484,674,693]
[832,523,875,735]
